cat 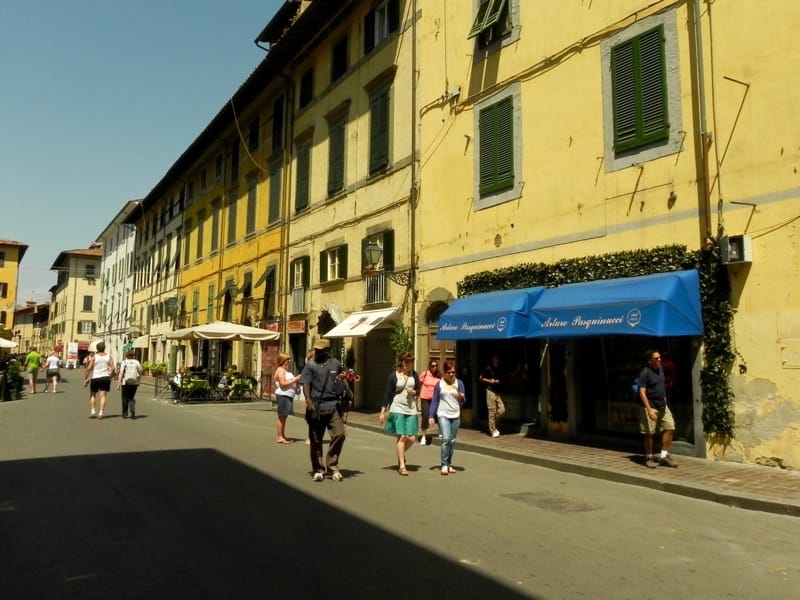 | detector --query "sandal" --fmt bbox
[448,467,457,474]
[277,439,293,445]
[398,467,409,476]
